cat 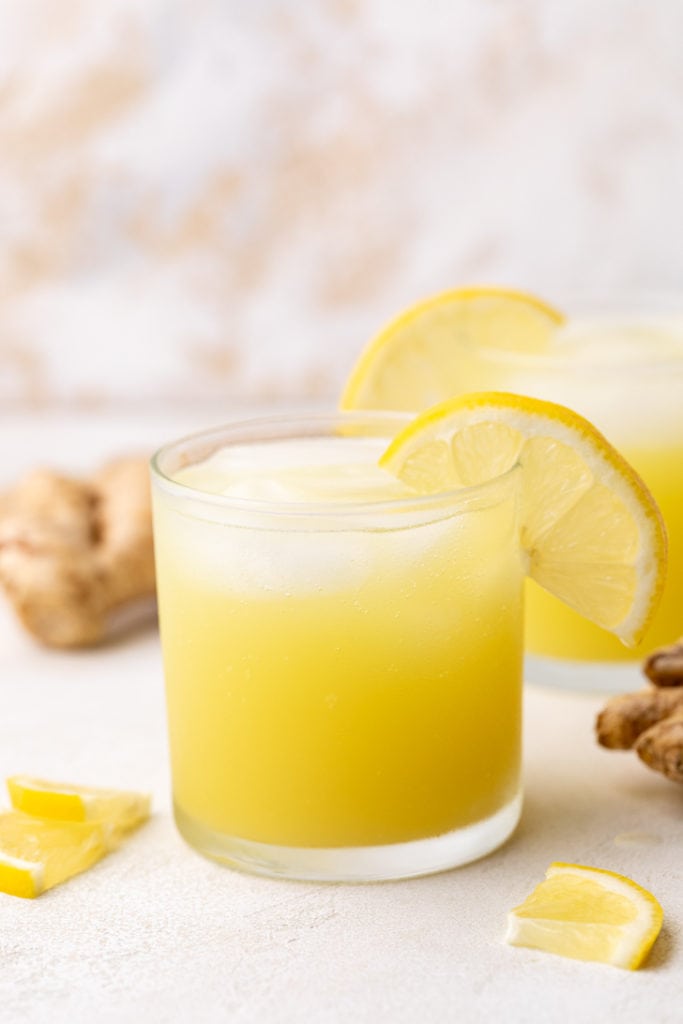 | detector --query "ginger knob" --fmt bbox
[596,638,683,783]
[0,458,155,649]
